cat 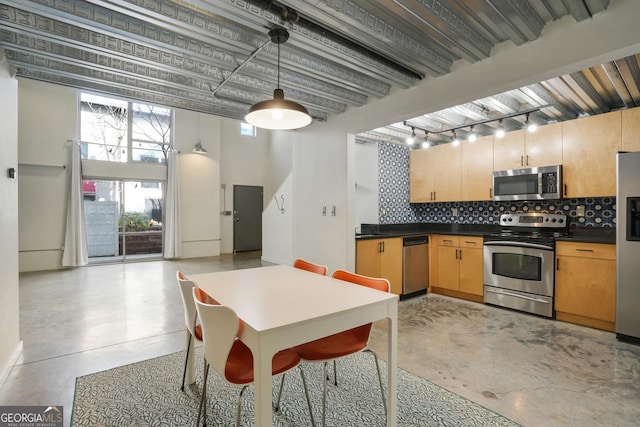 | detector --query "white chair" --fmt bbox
[193,287,315,427]
[176,271,201,391]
